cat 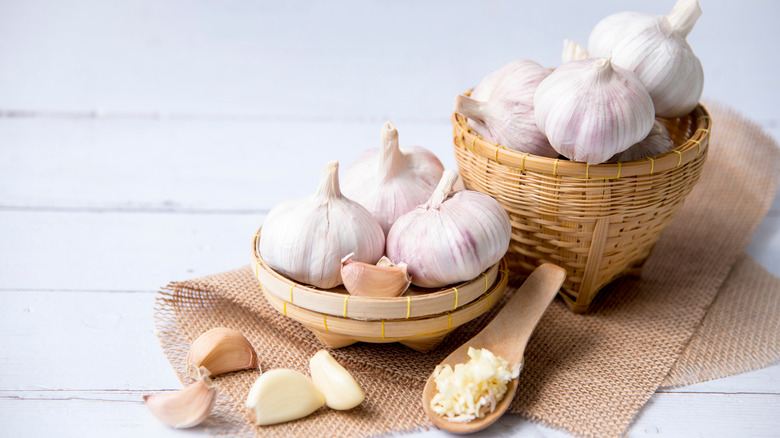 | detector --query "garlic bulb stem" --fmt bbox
[667,0,702,37]
[428,169,459,209]
[314,160,340,202]
[453,95,486,125]
[379,122,404,181]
